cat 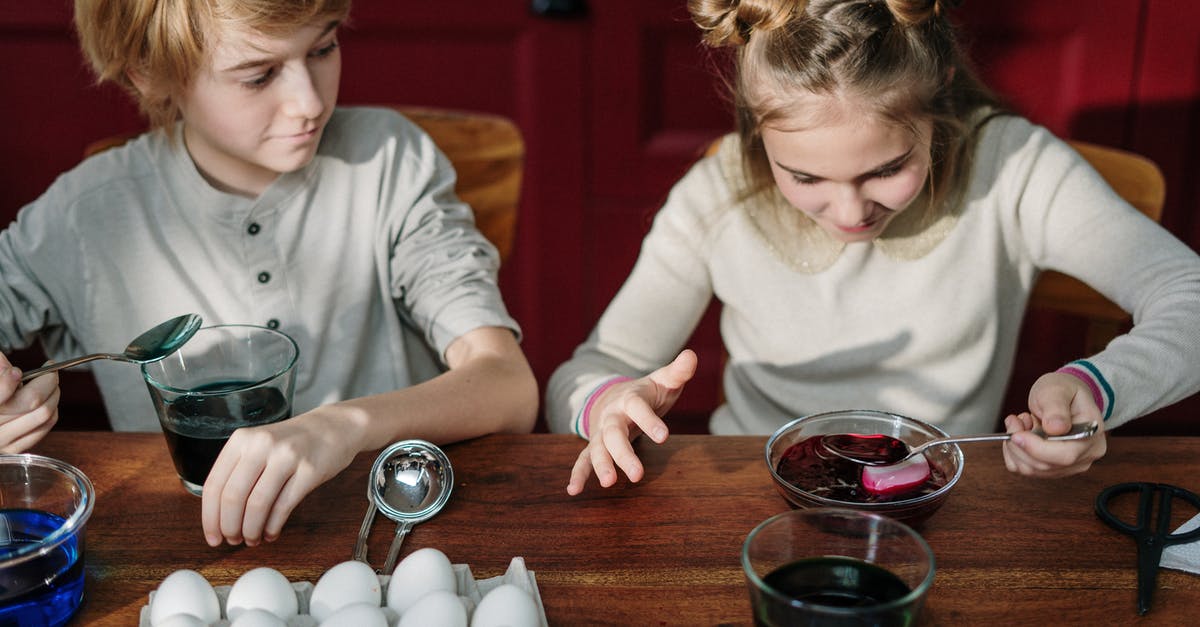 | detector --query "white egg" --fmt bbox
[398,590,468,627]
[229,608,287,627]
[309,560,383,621]
[150,569,221,626]
[153,614,209,627]
[470,584,540,627]
[318,602,390,627]
[225,567,299,621]
[385,547,458,614]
